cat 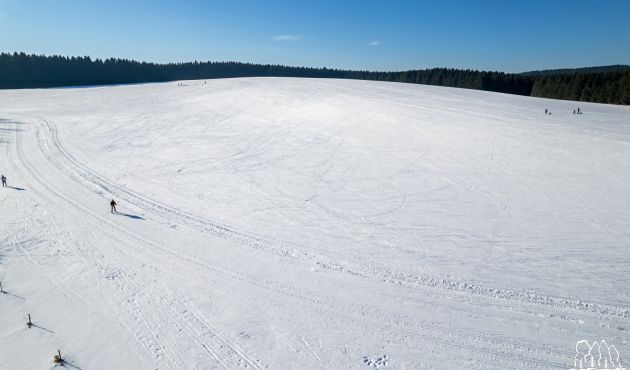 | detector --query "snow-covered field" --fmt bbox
[1,78,629,369]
